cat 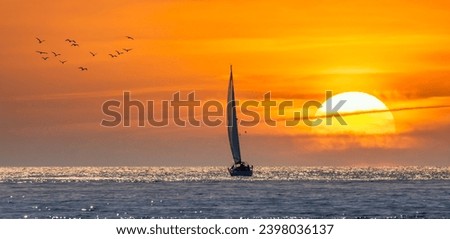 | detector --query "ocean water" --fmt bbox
[0,167,450,219]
